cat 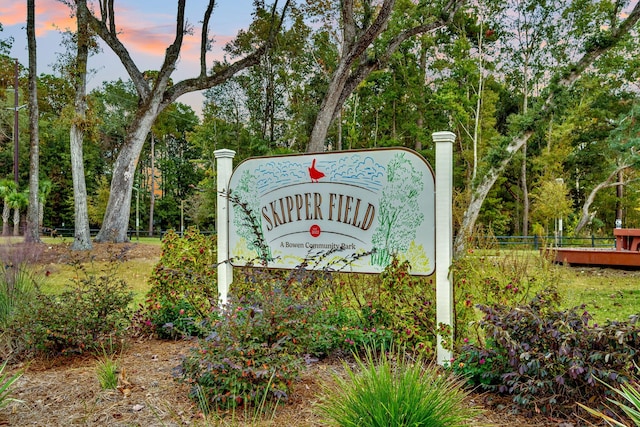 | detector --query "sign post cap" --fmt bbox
[214,149,236,159]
